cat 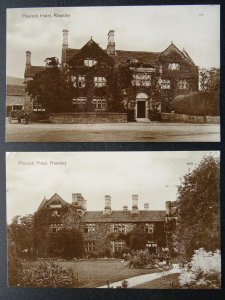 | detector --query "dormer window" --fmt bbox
[177,79,189,89]
[168,63,180,70]
[84,59,97,67]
